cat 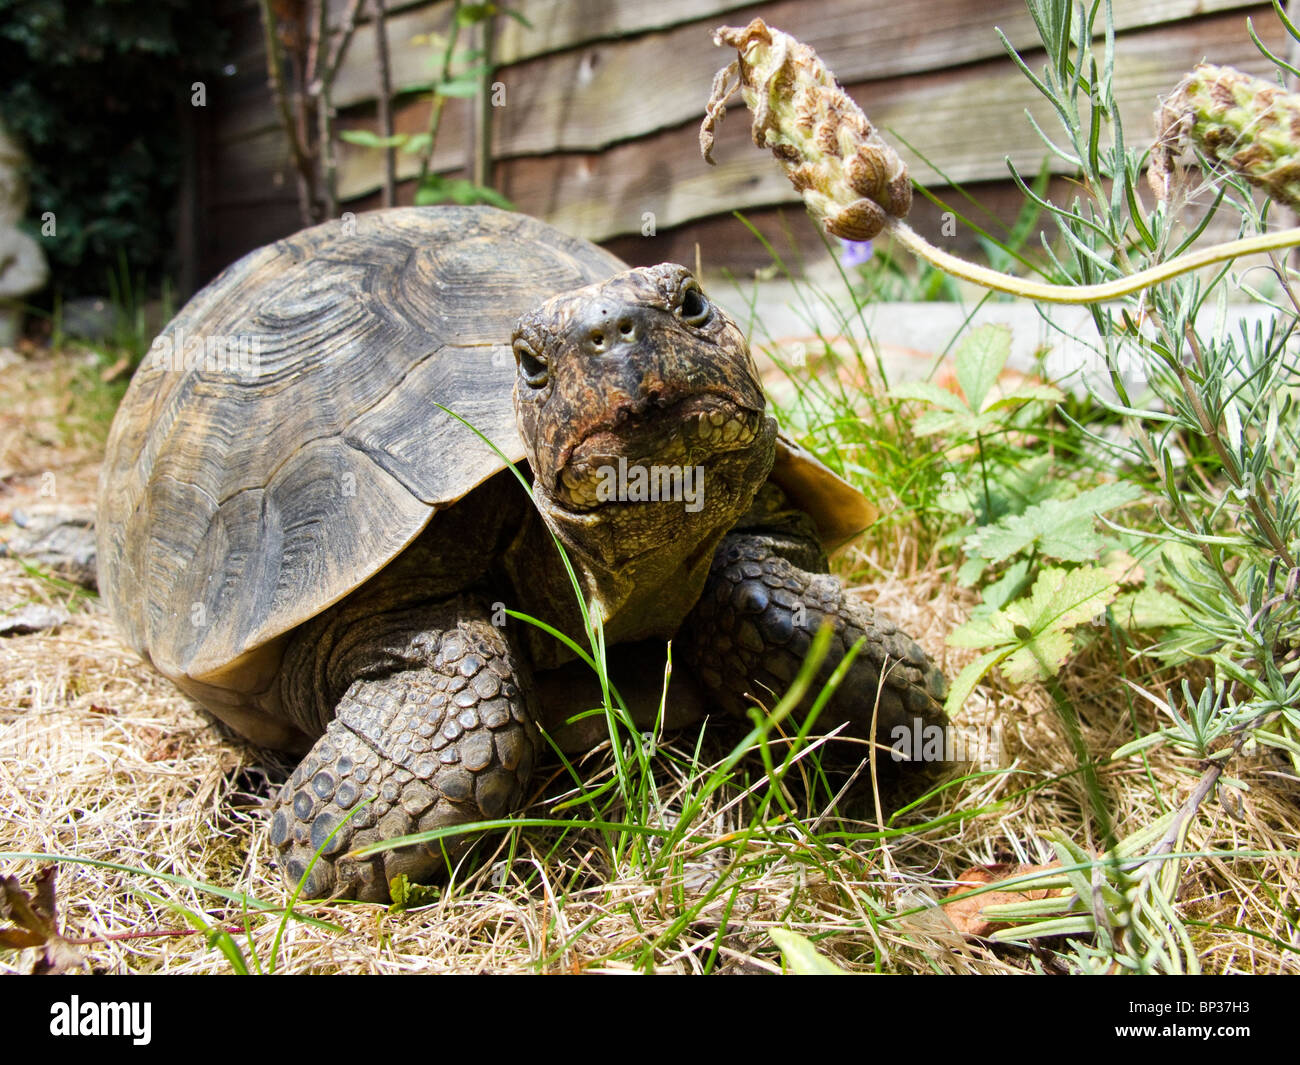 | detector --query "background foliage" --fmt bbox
[0,0,225,301]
